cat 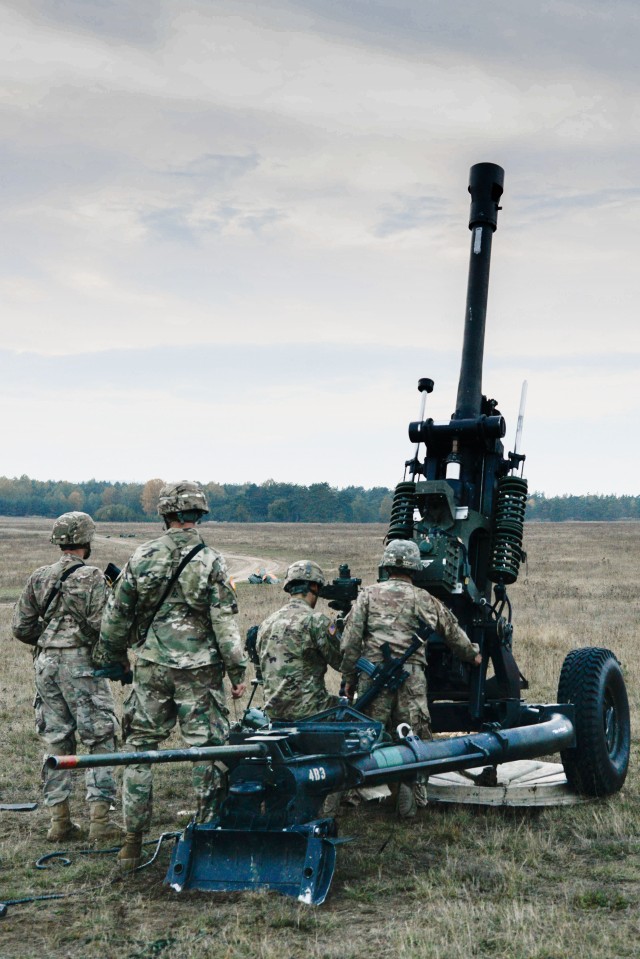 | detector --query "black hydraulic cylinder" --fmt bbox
[45,743,267,770]
[455,162,504,420]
